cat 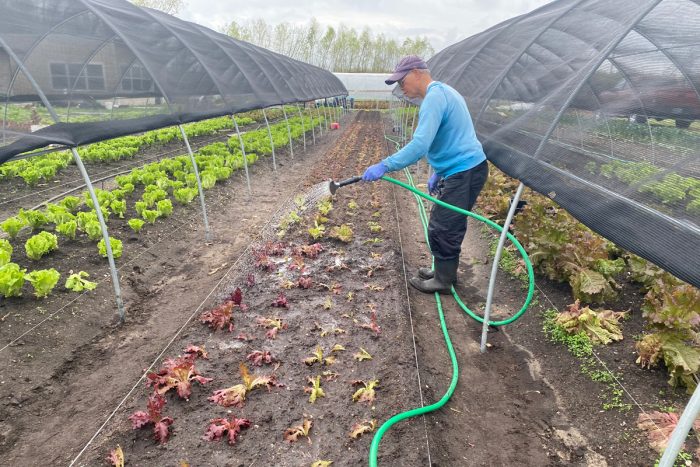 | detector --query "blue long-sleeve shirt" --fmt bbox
[382,81,486,178]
